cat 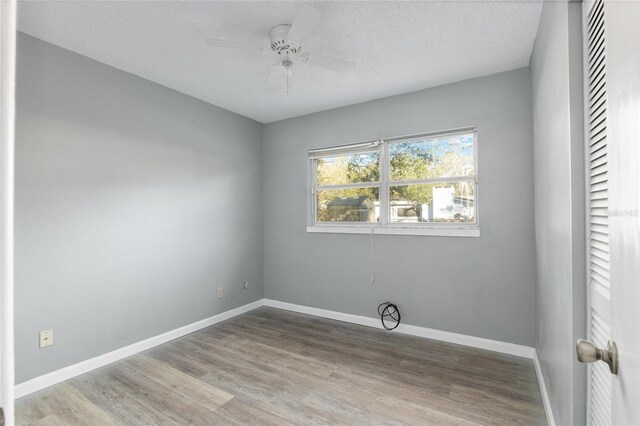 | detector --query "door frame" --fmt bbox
[0,0,17,424]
